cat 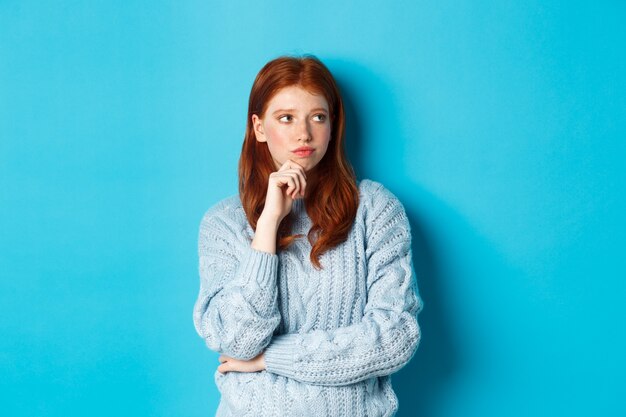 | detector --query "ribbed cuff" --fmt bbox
[263,333,301,377]
[231,244,279,289]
